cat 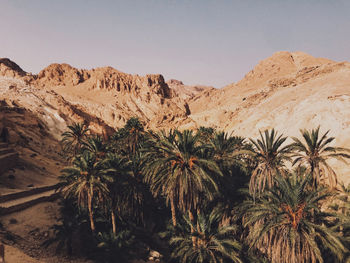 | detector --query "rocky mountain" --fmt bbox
[0,59,192,191]
[186,51,350,183]
[166,79,214,100]
[1,51,350,184]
